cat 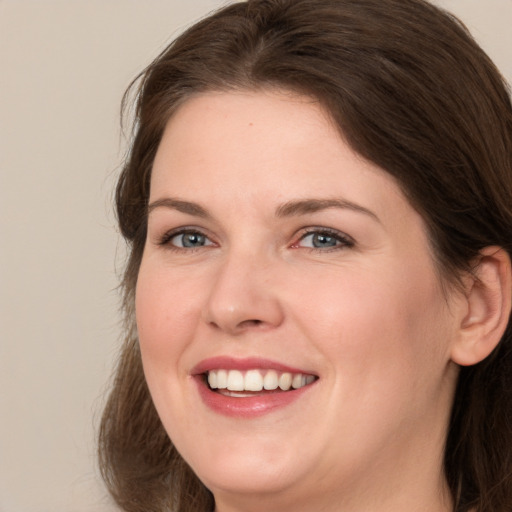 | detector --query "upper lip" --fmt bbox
[191,356,317,376]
